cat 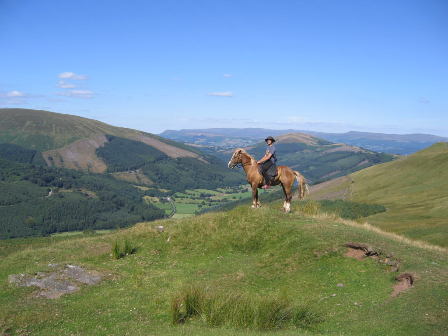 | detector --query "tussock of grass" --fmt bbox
[111,237,136,259]
[171,285,316,331]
